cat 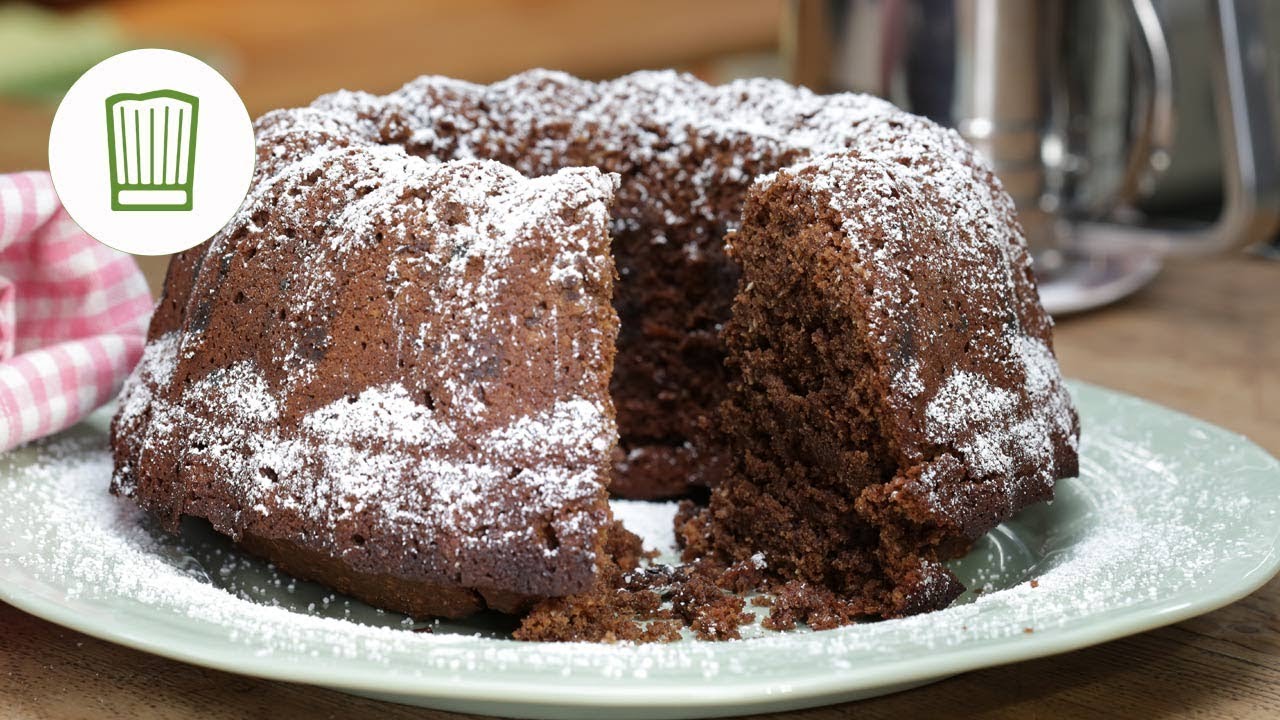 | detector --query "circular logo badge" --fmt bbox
[48,48,255,256]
